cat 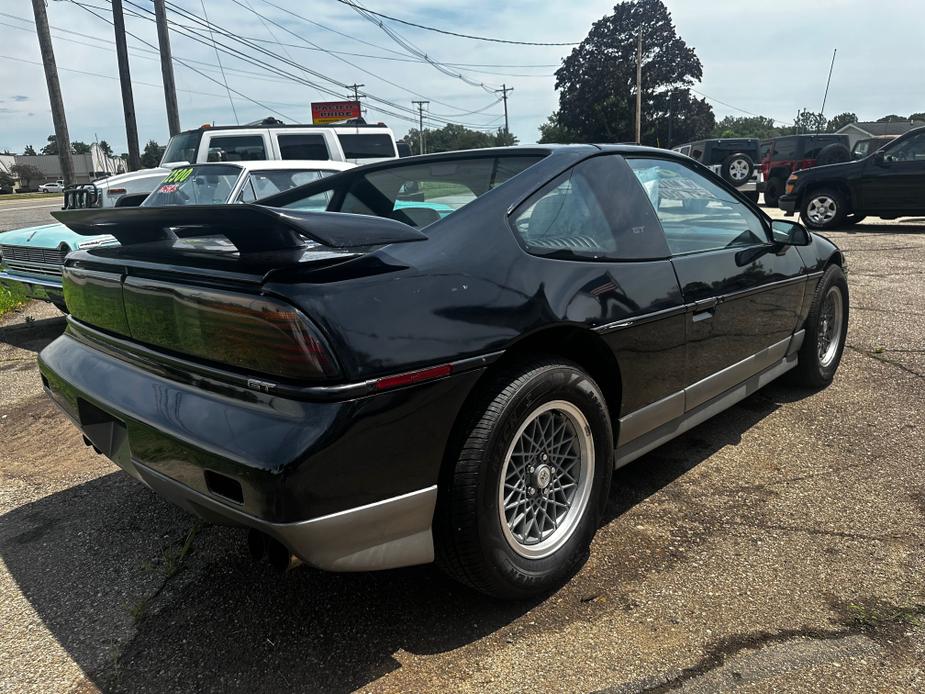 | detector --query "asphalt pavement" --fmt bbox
[0,207,923,693]
[0,196,64,232]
